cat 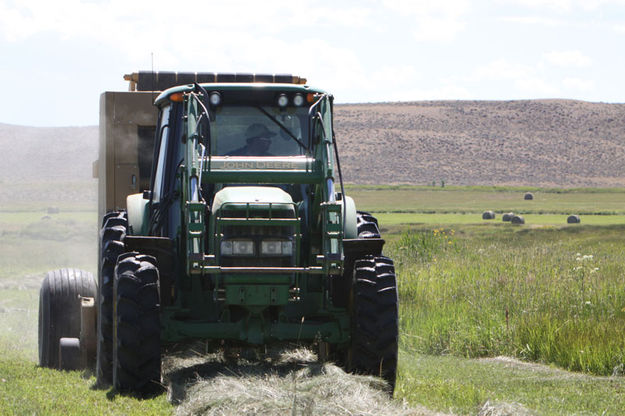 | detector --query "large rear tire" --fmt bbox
[356,211,381,239]
[349,255,399,392]
[97,211,127,386]
[38,268,96,369]
[113,252,162,394]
